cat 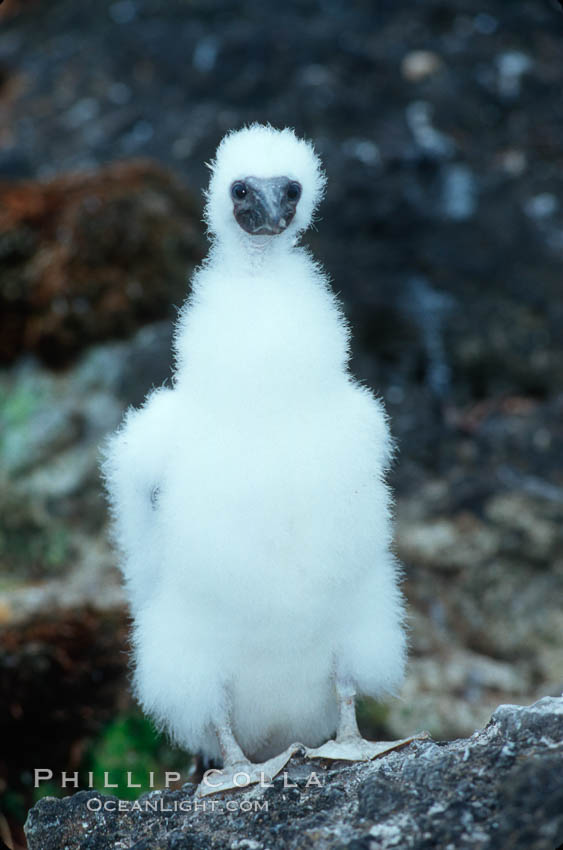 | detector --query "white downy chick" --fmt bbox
[103,124,409,793]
